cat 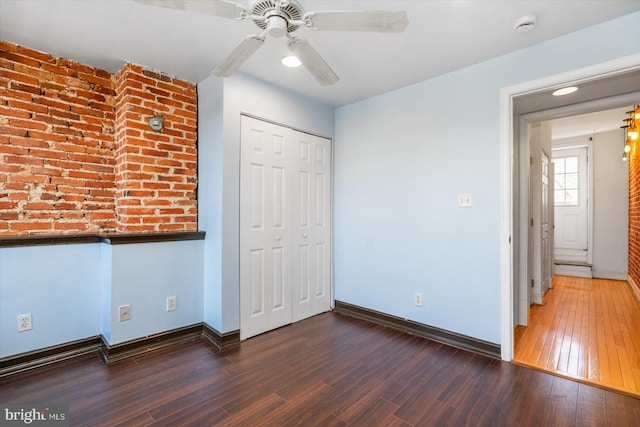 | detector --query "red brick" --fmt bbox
[31,166,63,176]
[29,114,68,127]
[156,143,183,153]
[15,46,55,64]
[142,69,171,82]
[142,216,170,224]
[156,190,184,198]
[9,174,49,184]
[40,81,67,92]
[24,202,55,210]
[0,164,23,173]
[159,223,186,231]
[141,148,169,158]
[156,159,182,167]
[0,212,20,220]
[54,222,87,231]
[0,43,198,235]
[7,99,45,113]
[0,87,32,101]
[0,68,39,85]
[7,190,28,197]
[10,82,41,95]
[0,50,41,68]
[49,108,81,121]
[0,107,32,119]
[28,148,68,160]
[0,201,19,209]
